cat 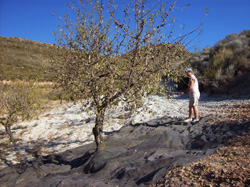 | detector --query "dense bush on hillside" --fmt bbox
[189,30,250,95]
